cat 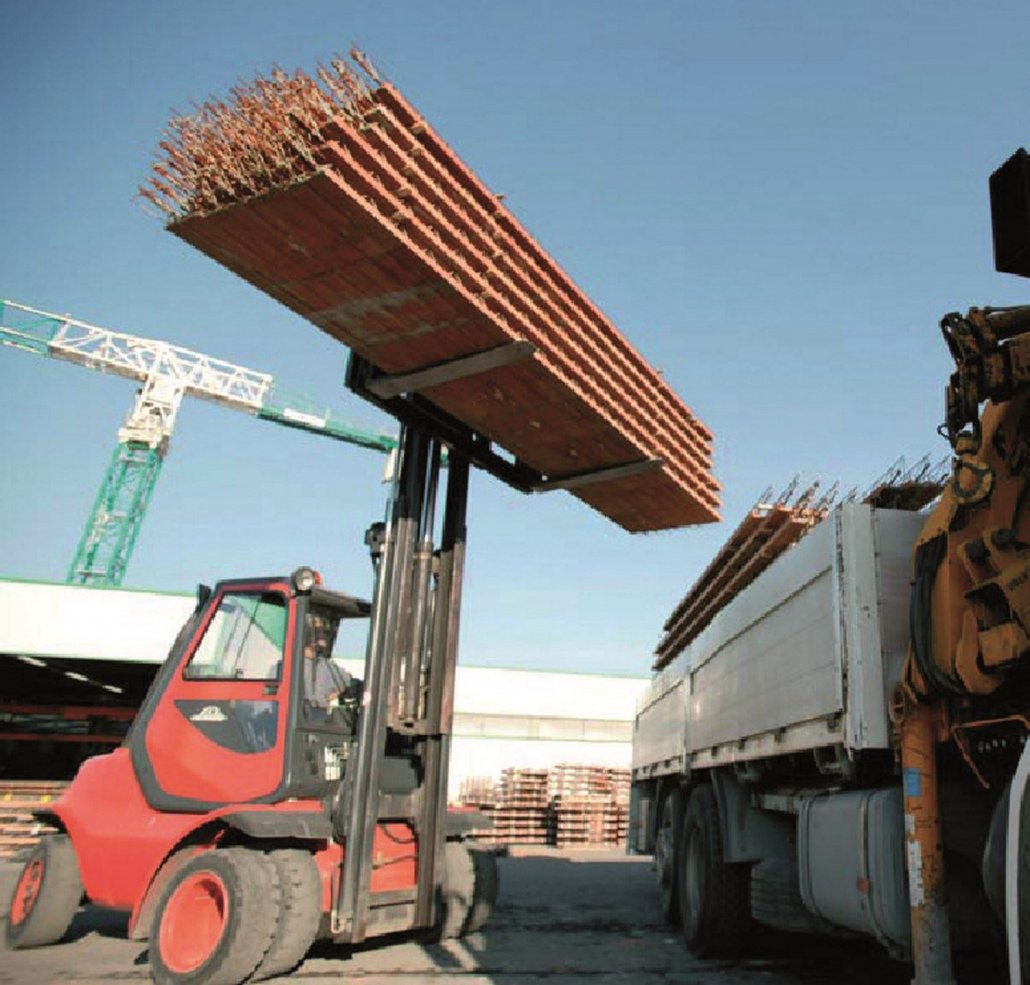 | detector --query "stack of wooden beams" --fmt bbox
[142,52,719,532]
[863,454,948,511]
[0,781,65,859]
[654,481,833,671]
